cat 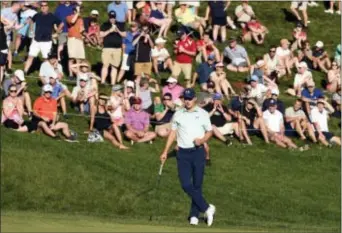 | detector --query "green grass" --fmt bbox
[1,1,341,232]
